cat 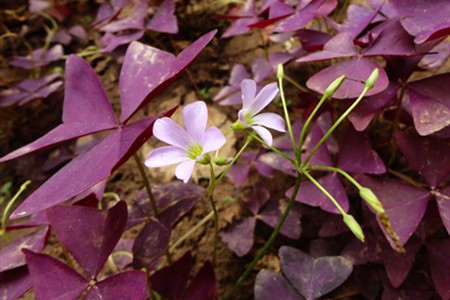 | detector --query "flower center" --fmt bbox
[243,112,254,124]
[187,143,203,160]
